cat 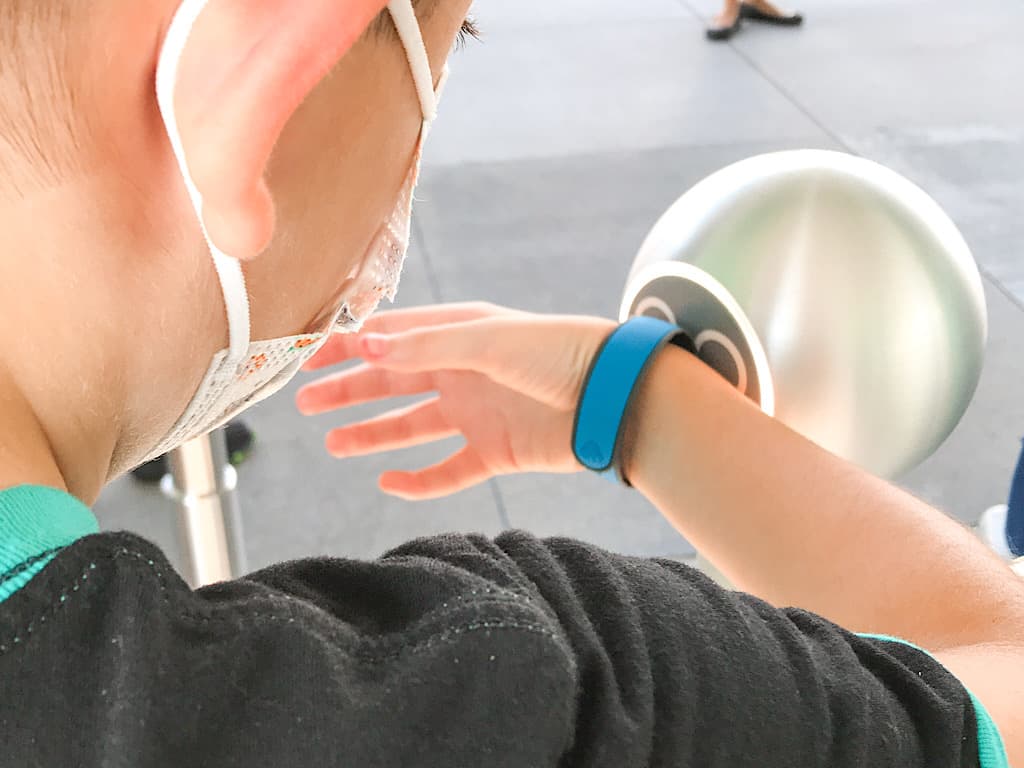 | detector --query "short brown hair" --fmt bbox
[0,2,89,191]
